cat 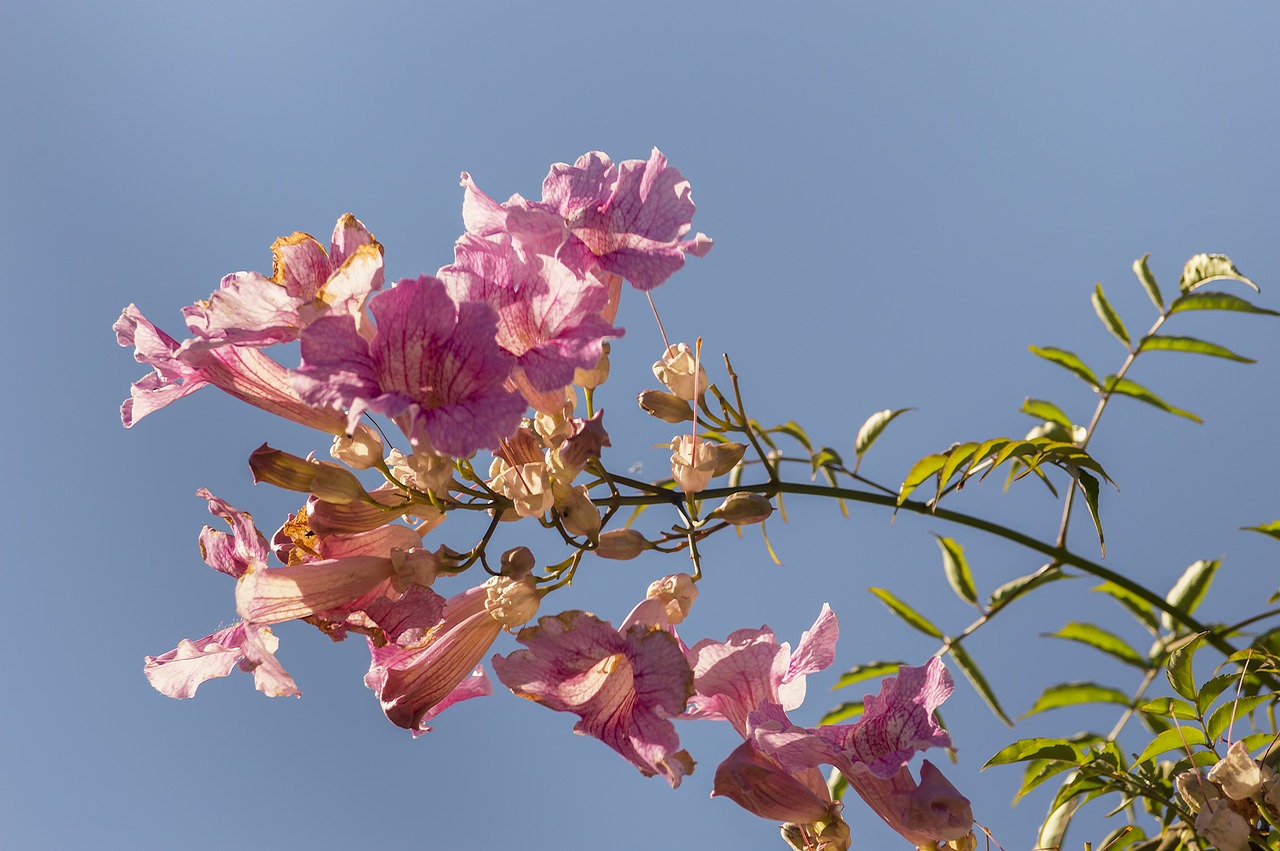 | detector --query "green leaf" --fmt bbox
[833,660,906,691]
[963,437,1011,481]
[1197,672,1246,716]
[1092,282,1131,347]
[935,536,978,606]
[1165,632,1207,701]
[1076,470,1105,556]
[1020,398,1074,432]
[898,453,947,505]
[984,737,1081,768]
[1206,694,1274,741]
[949,641,1013,725]
[936,443,979,500]
[1169,290,1280,317]
[1047,622,1148,668]
[1102,376,1202,423]
[1092,581,1158,633]
[867,588,943,638]
[818,700,864,726]
[1020,682,1131,718]
[1017,759,1080,802]
[1138,697,1198,720]
[1137,335,1255,363]
[854,408,913,463]
[774,421,814,453]
[988,563,1067,611]
[1179,253,1259,293]
[1133,254,1164,311]
[983,440,1039,480]
[1134,726,1207,765]
[1029,345,1101,389]
[1243,520,1280,542]
[1161,560,1221,633]
[810,446,843,475]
